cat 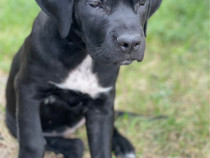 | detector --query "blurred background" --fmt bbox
[0,0,209,158]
